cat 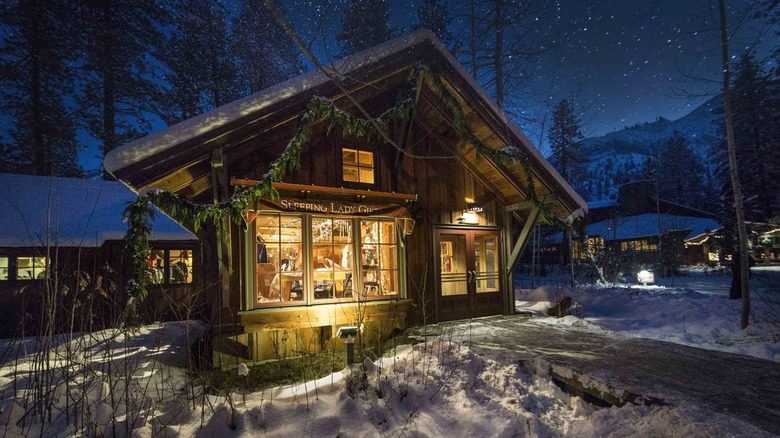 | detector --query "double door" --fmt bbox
[436,227,503,321]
